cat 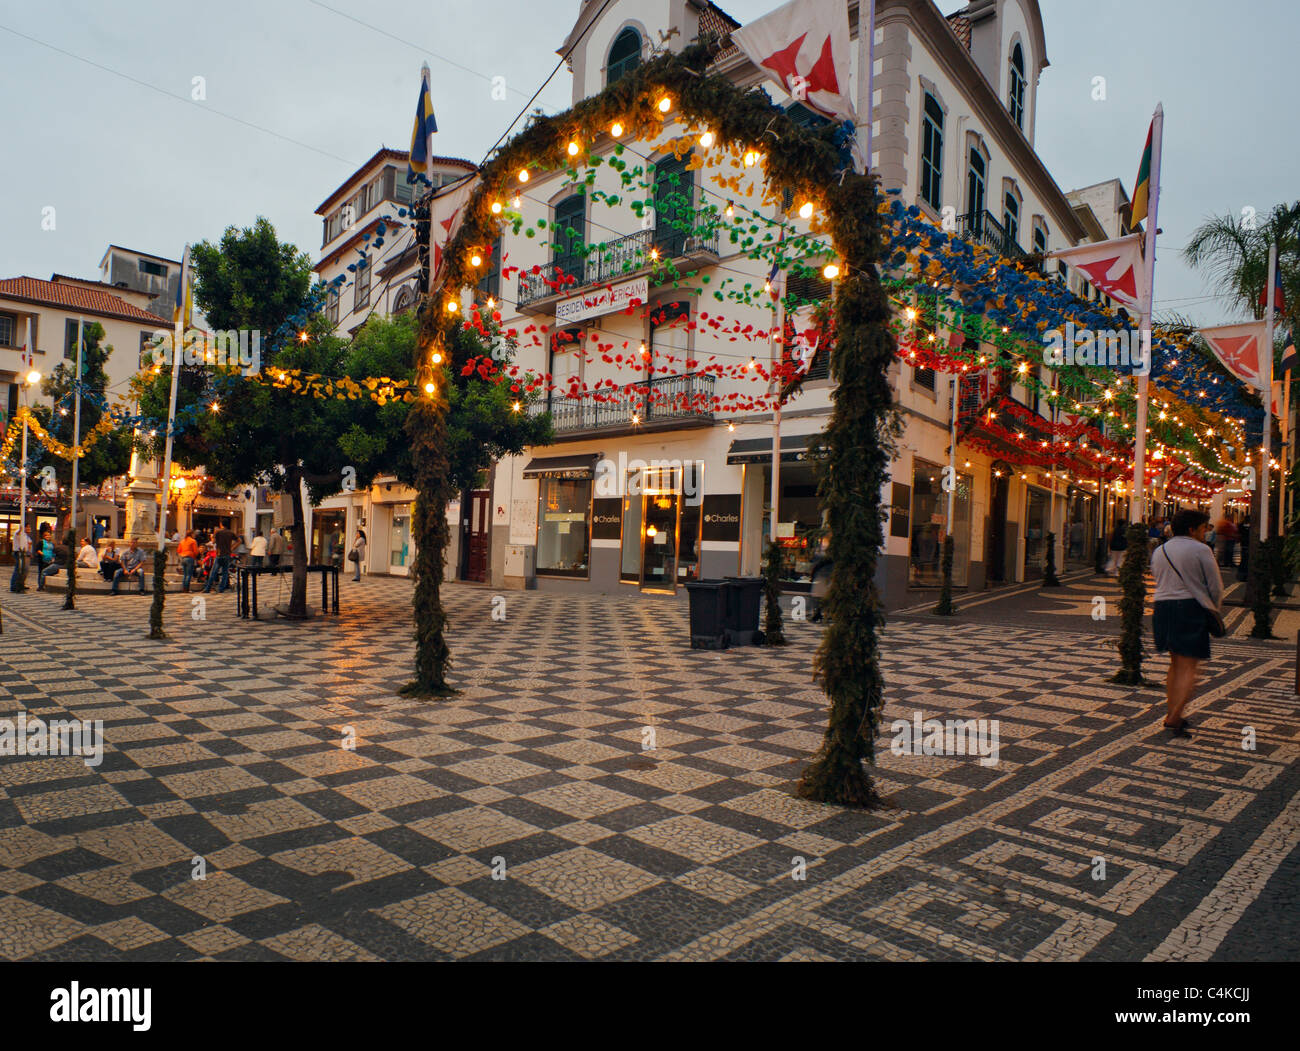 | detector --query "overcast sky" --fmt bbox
[0,0,1292,325]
